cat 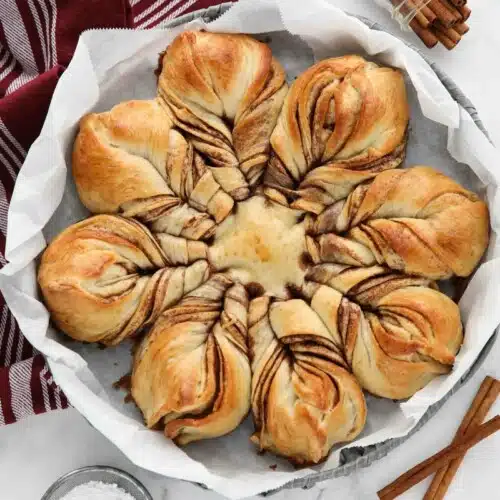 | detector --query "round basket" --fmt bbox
[156,3,496,494]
